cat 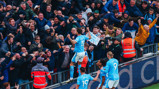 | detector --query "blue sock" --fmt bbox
[70,66,74,79]
[78,64,81,76]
